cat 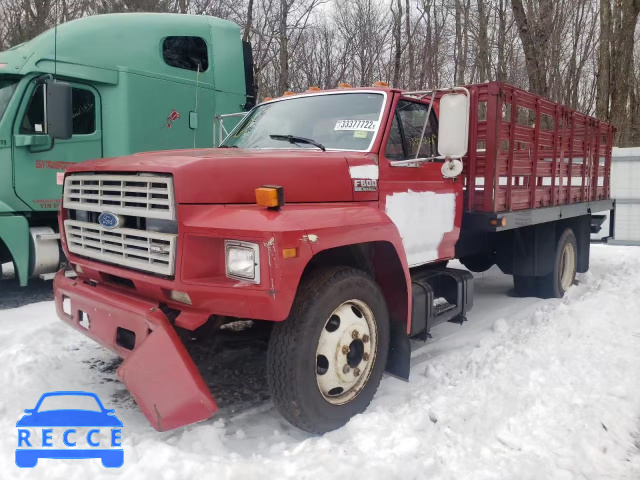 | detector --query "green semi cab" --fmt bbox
[0,13,254,286]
